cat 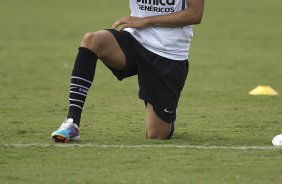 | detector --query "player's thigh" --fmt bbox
[81,30,126,71]
[146,103,172,139]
